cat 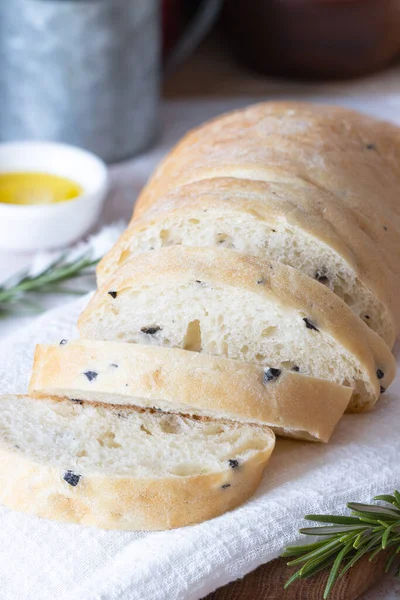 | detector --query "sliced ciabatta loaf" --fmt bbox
[78,247,396,412]
[0,394,274,530]
[97,177,397,346]
[29,340,353,442]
